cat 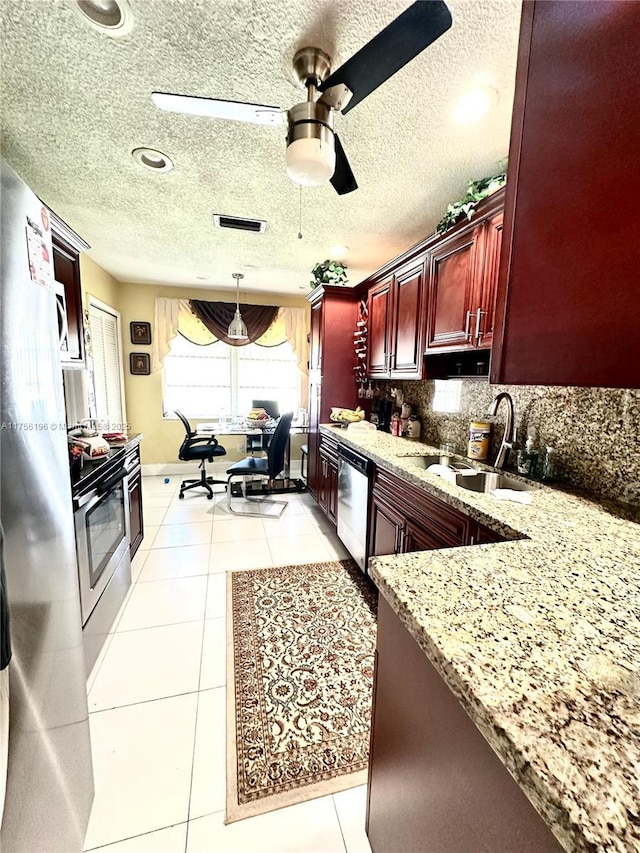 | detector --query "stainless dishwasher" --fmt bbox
[337,445,371,573]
